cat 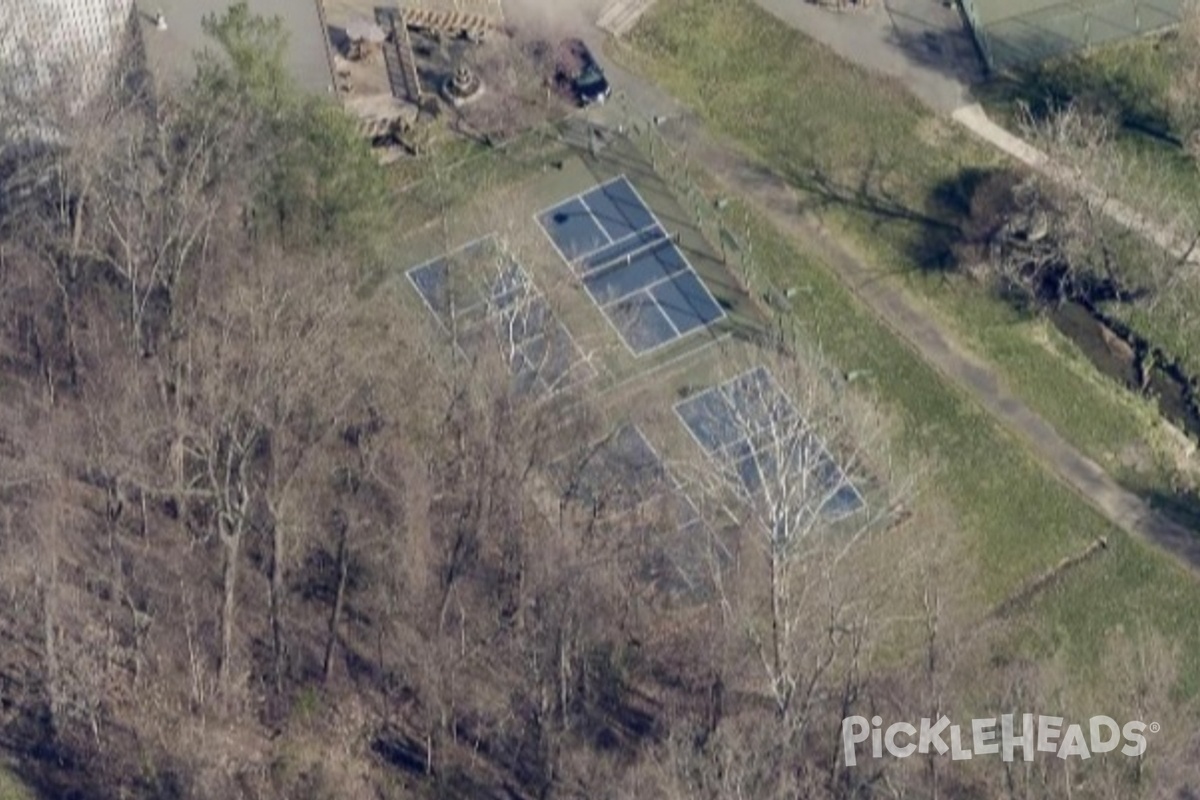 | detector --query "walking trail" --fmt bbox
[952,104,1200,264]
[587,20,1200,571]
[666,113,1200,570]
[749,0,1199,262]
